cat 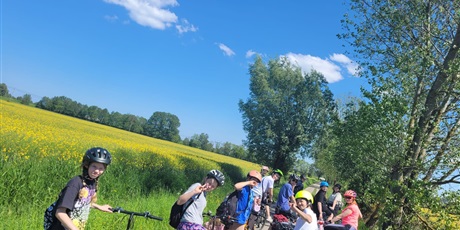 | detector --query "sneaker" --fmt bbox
[266,216,273,223]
